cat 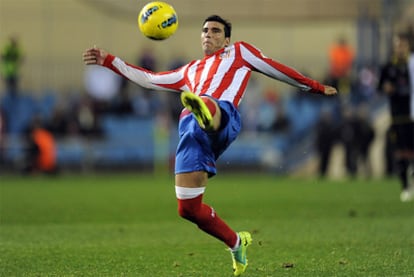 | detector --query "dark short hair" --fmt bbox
[203,15,232,38]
